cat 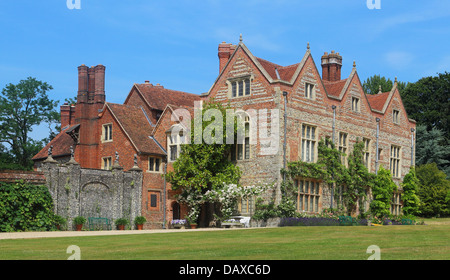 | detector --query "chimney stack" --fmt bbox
[321,51,343,82]
[218,42,236,73]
